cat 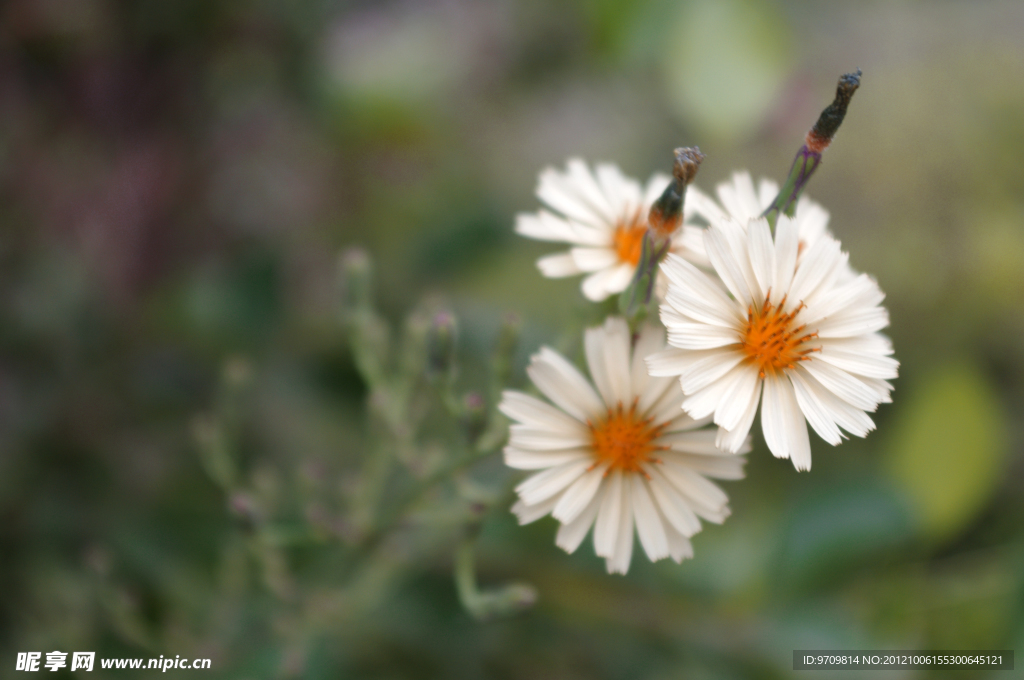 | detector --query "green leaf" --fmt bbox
[885,362,1008,542]
[661,0,792,141]
[774,481,913,591]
